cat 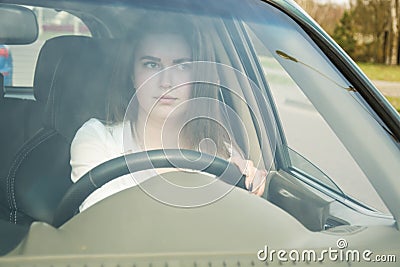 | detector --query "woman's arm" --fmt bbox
[230,156,267,196]
[226,142,267,196]
[70,118,117,182]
